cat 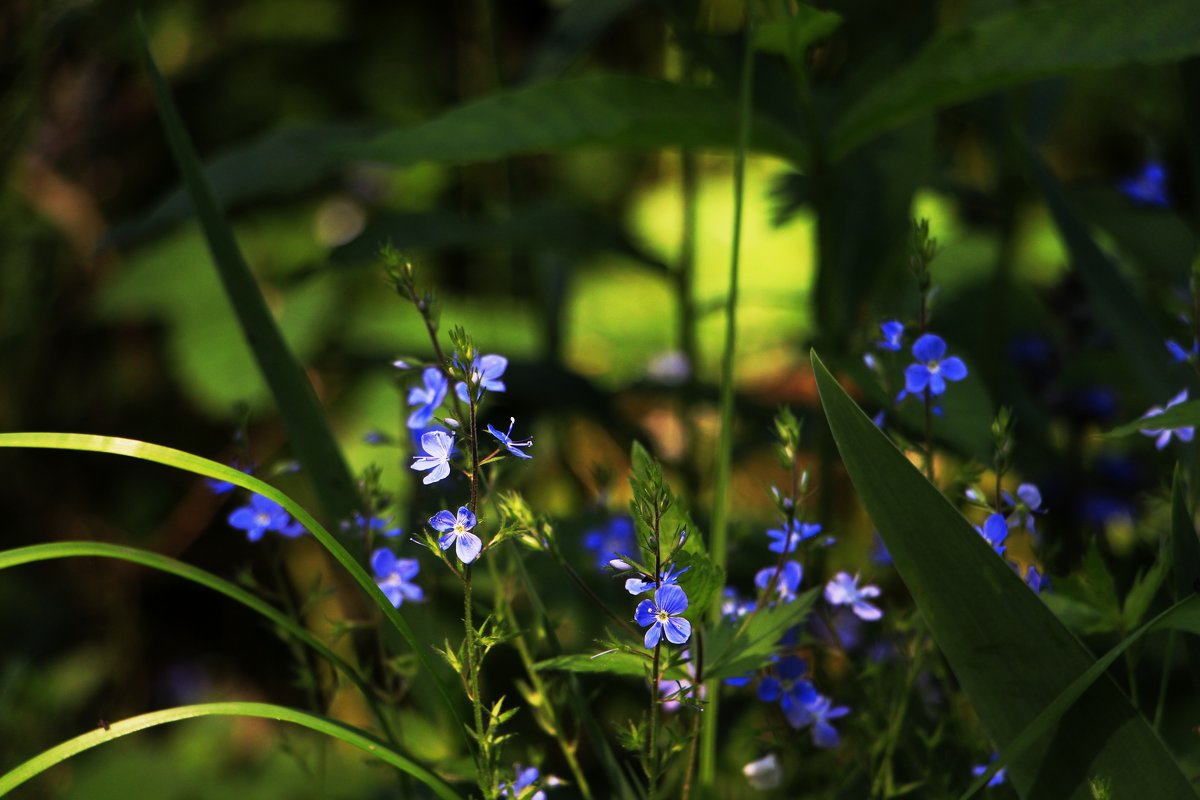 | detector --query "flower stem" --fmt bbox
[463,566,490,793]
[648,640,663,798]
